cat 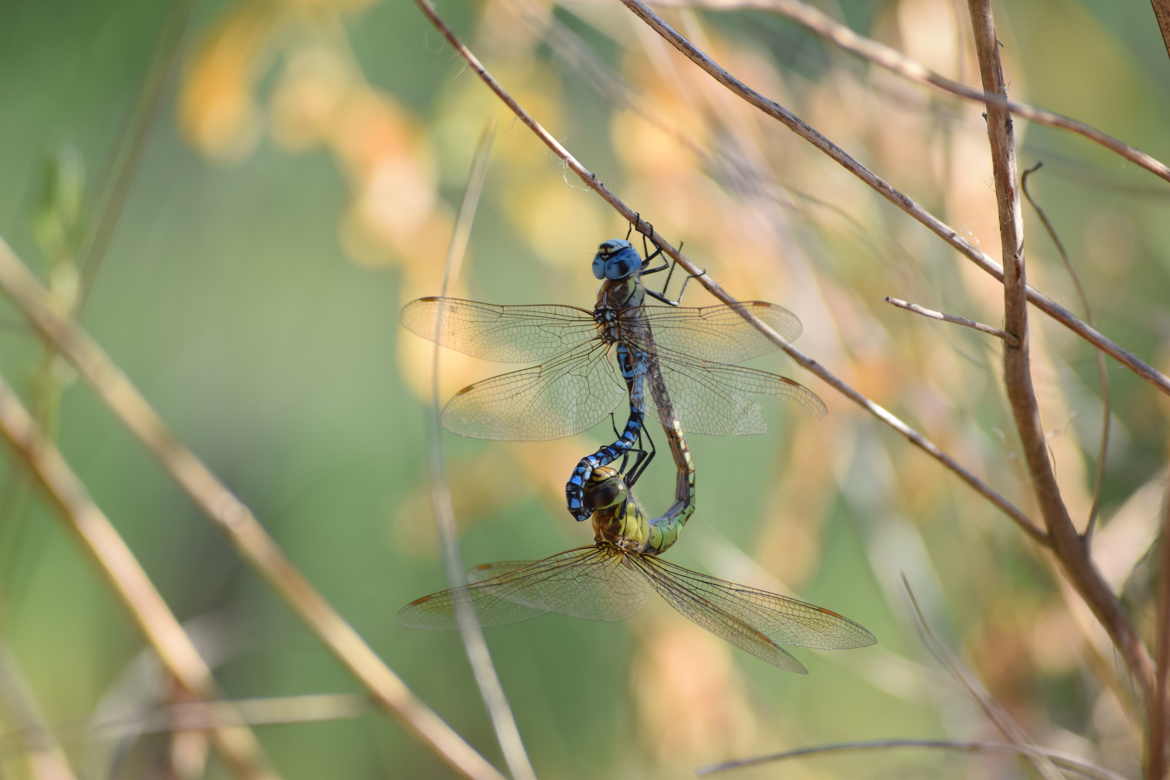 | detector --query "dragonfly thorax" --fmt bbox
[592,239,642,281]
[586,467,652,552]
